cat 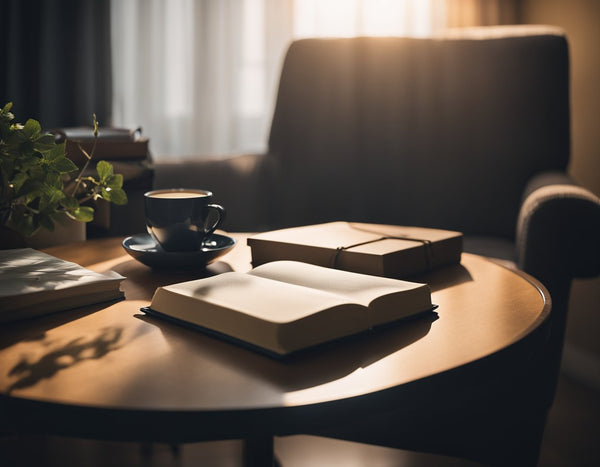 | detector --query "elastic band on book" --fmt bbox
[330,236,433,271]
